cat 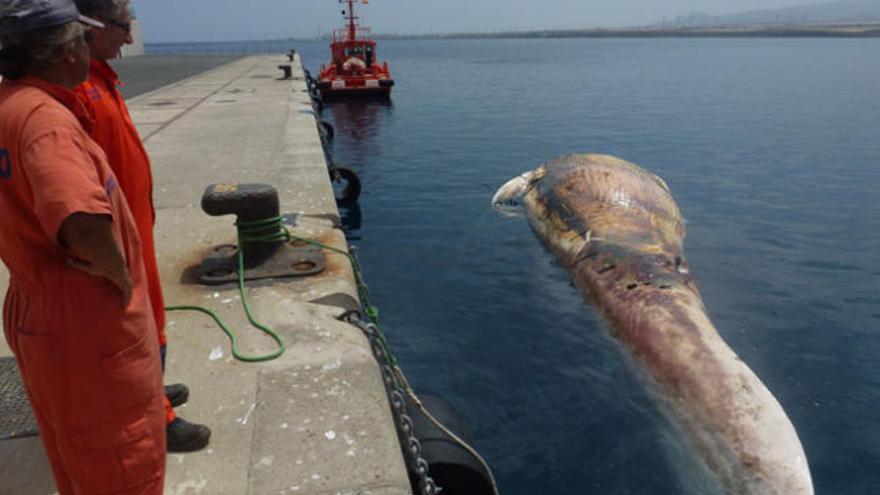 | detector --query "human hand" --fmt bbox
[67,257,133,306]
